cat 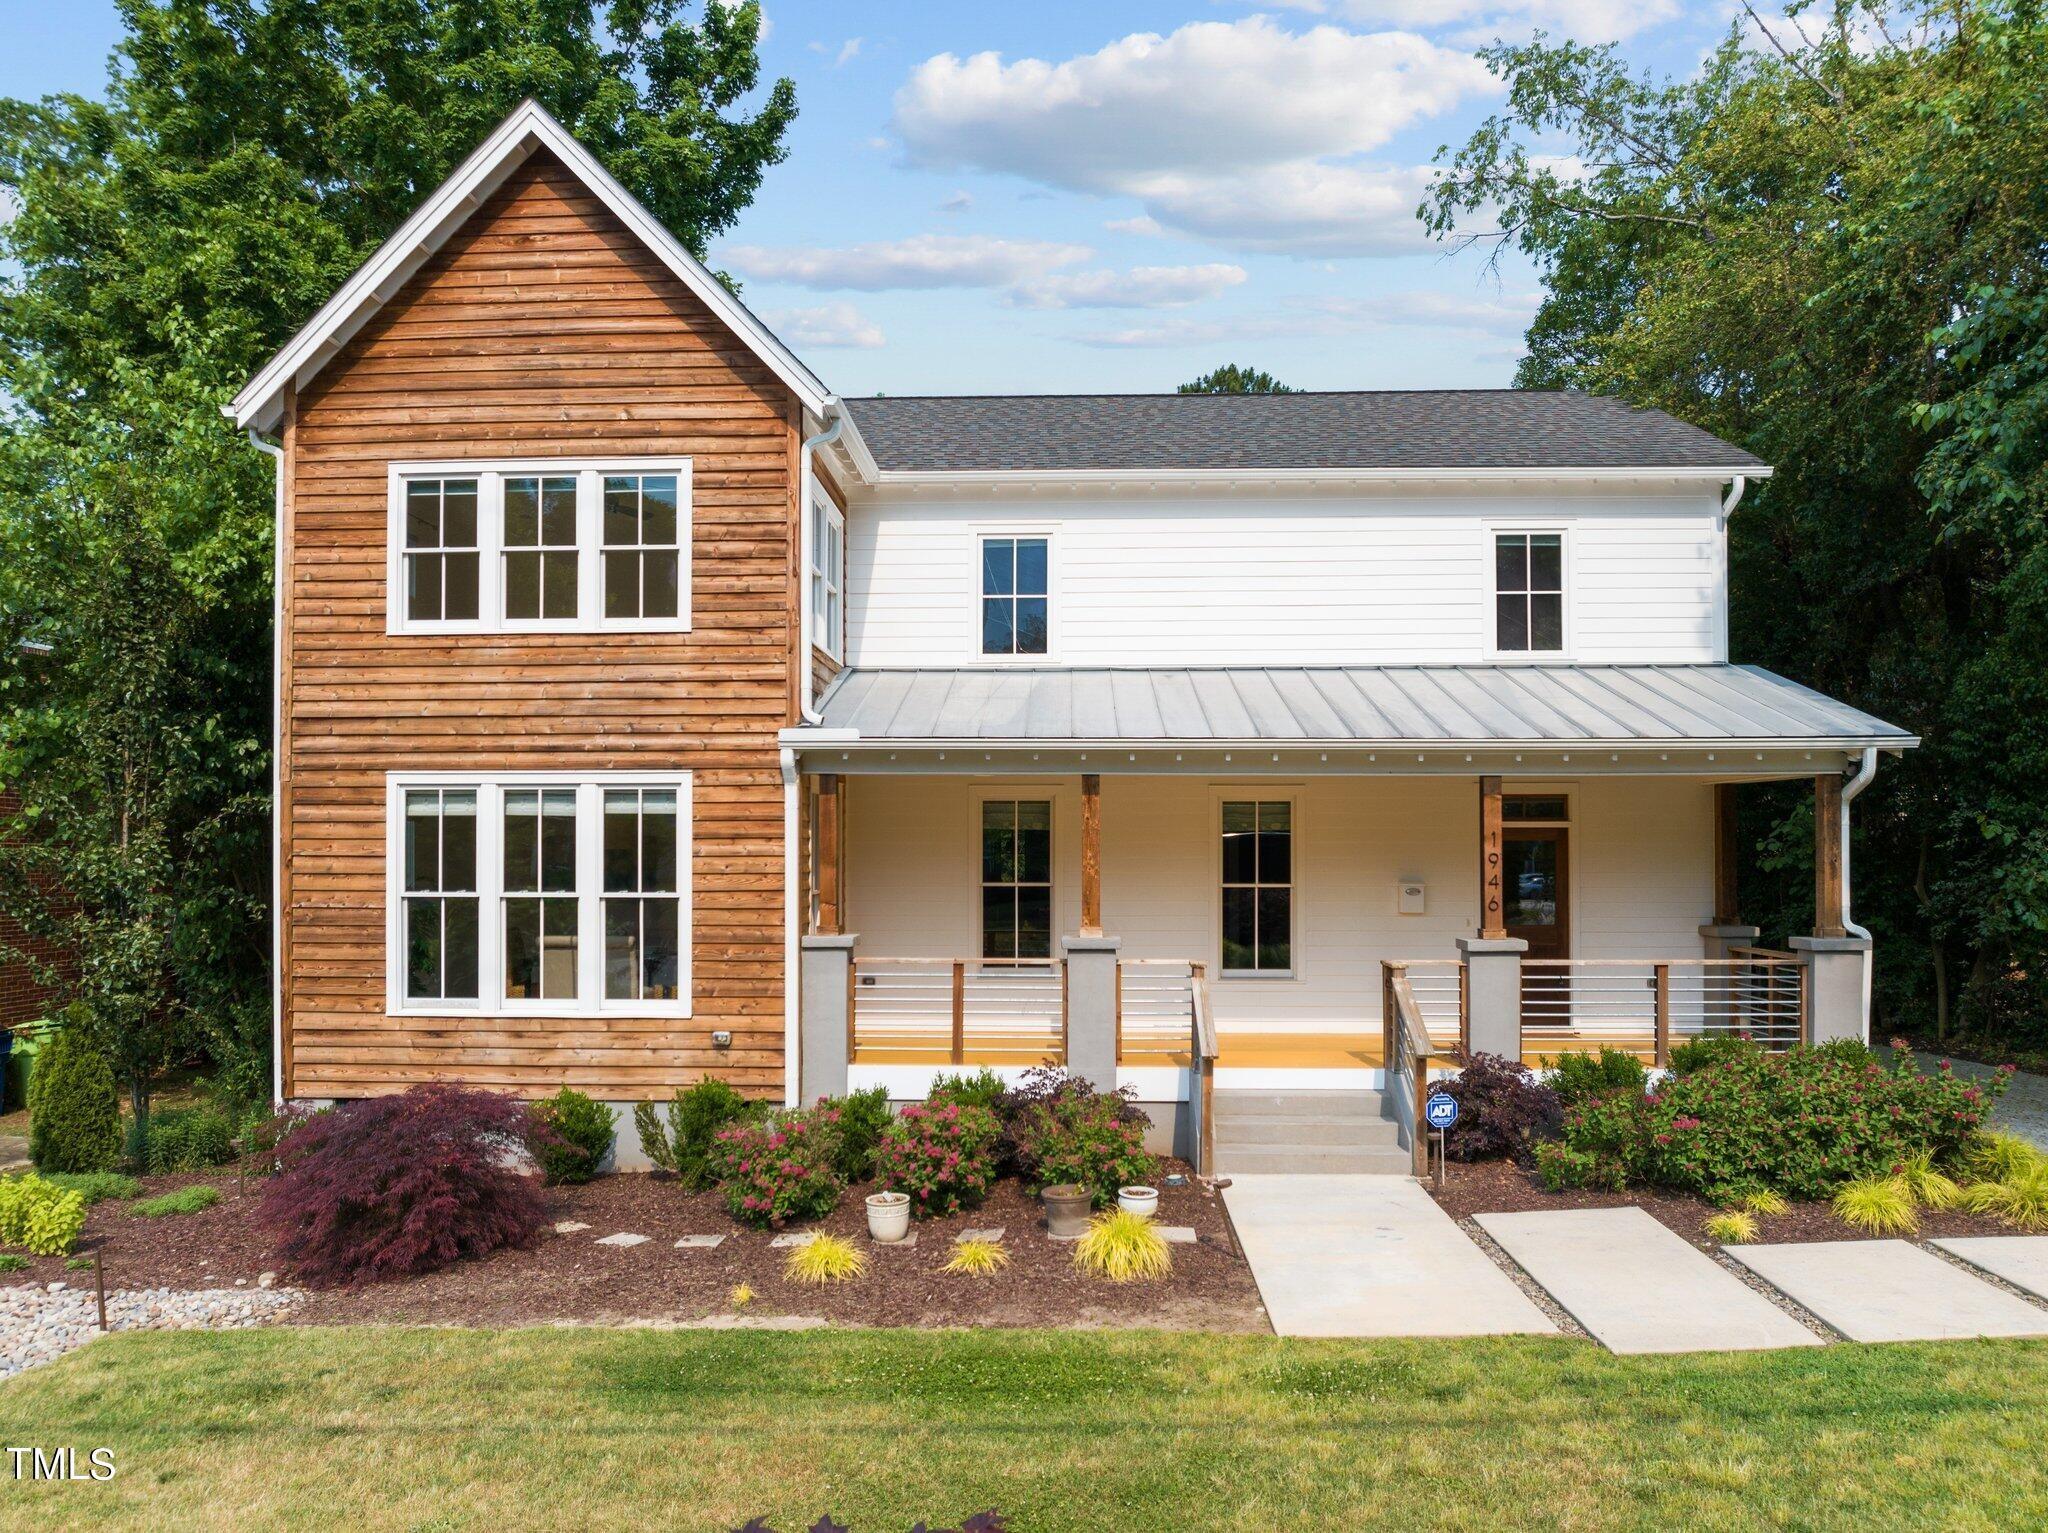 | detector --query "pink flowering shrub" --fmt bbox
[874,1101,1001,1219]
[711,1108,844,1228]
